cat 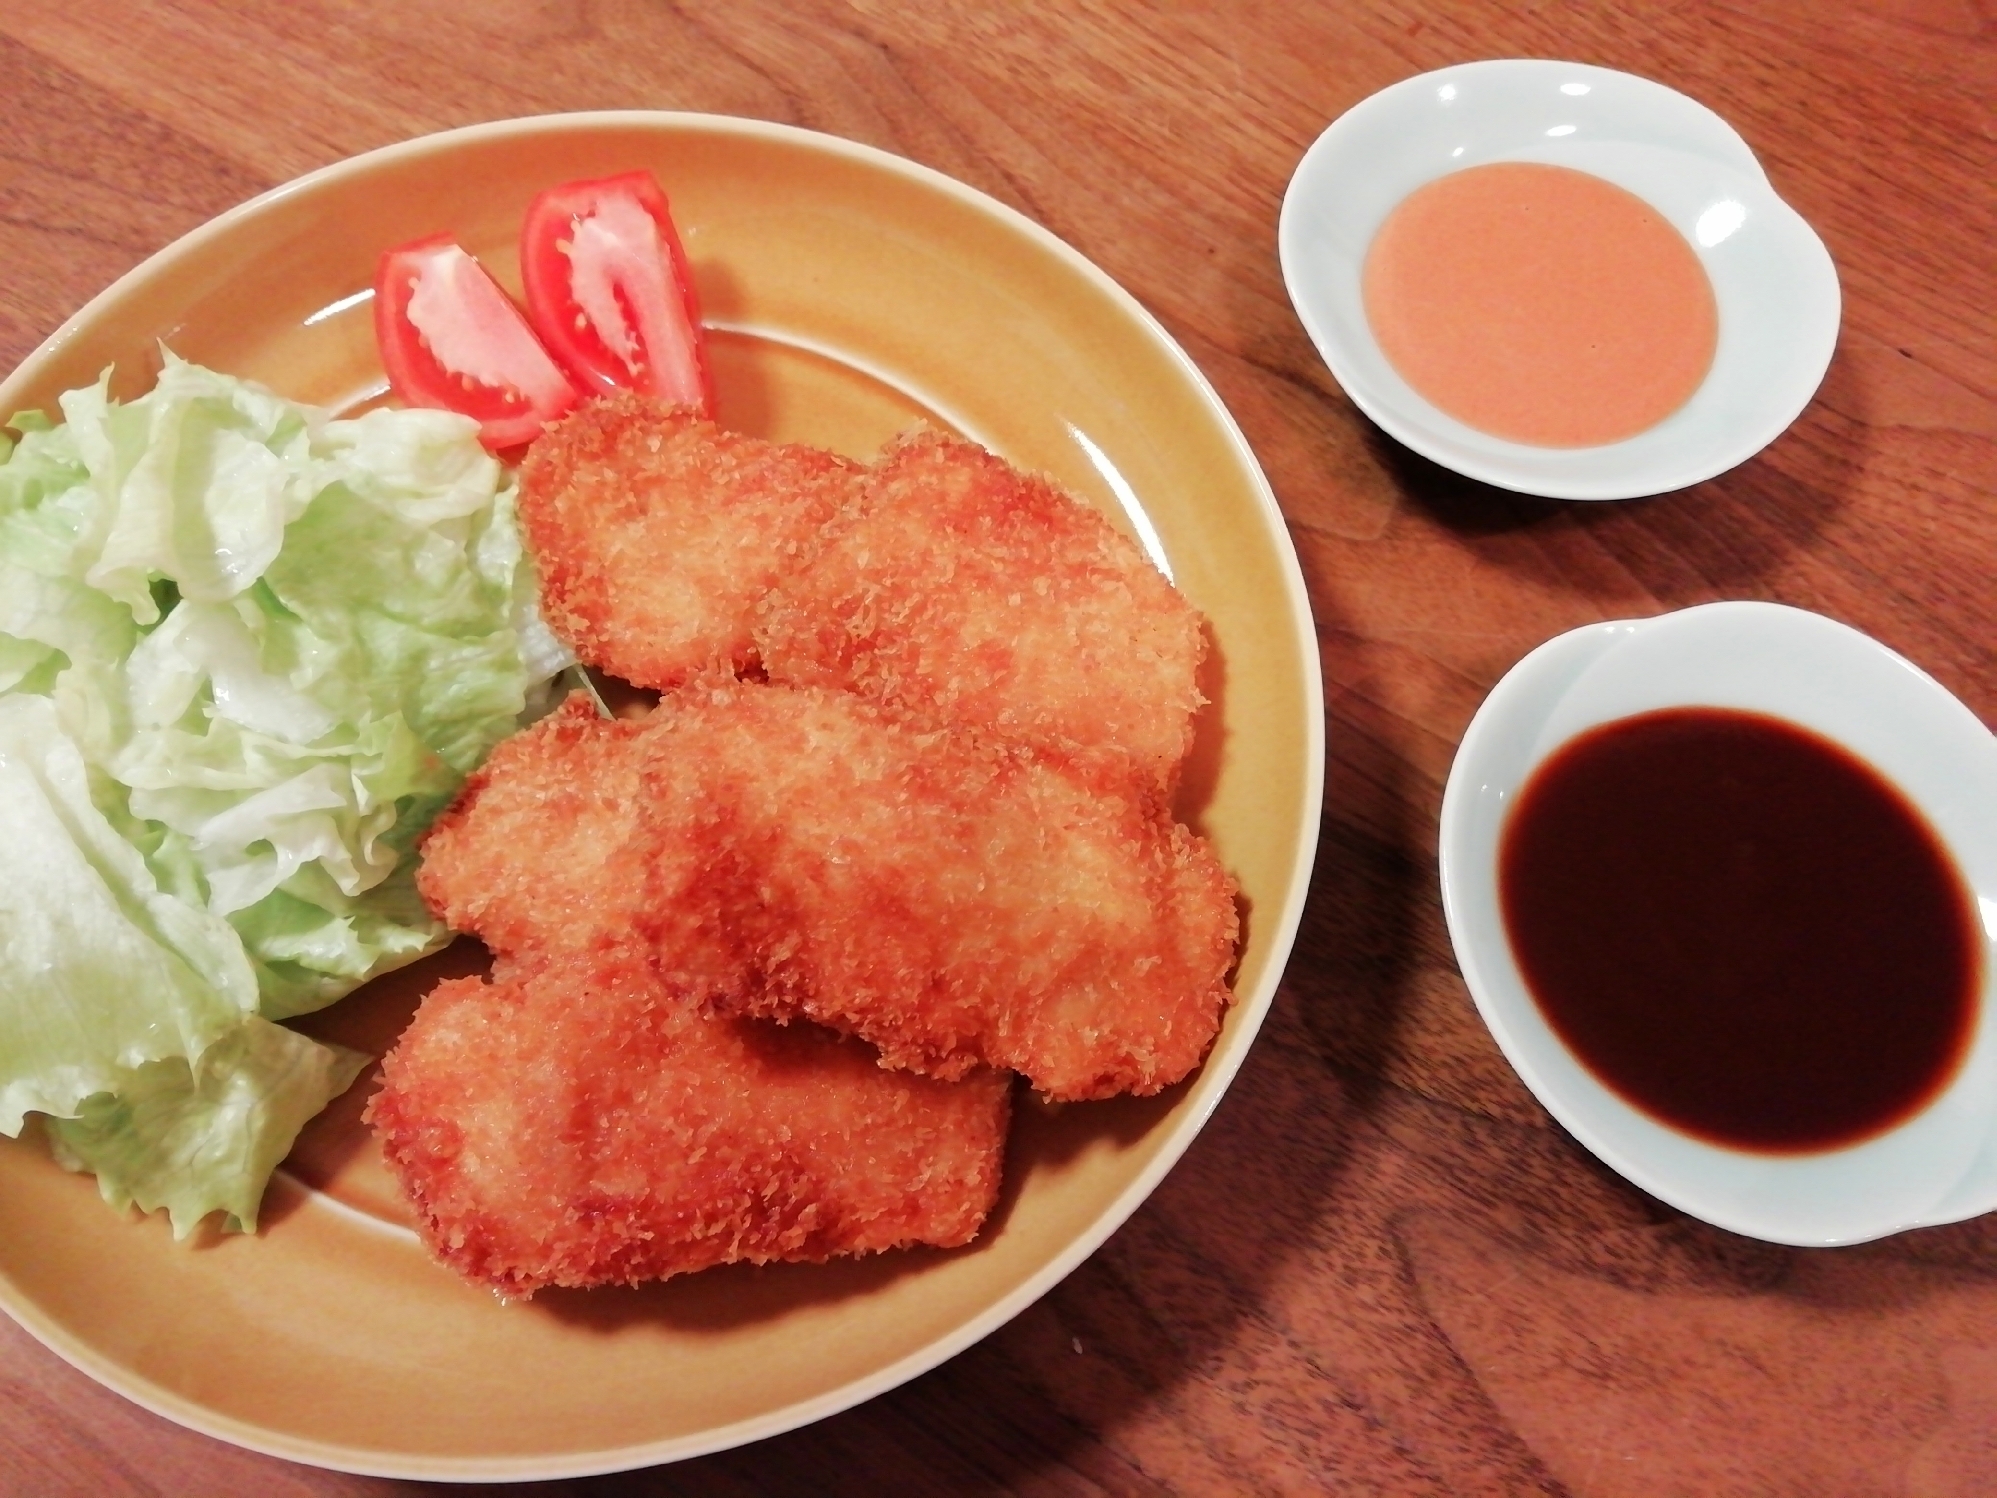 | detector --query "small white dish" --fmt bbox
[1439,602,1997,1246]
[1279,60,1842,500]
